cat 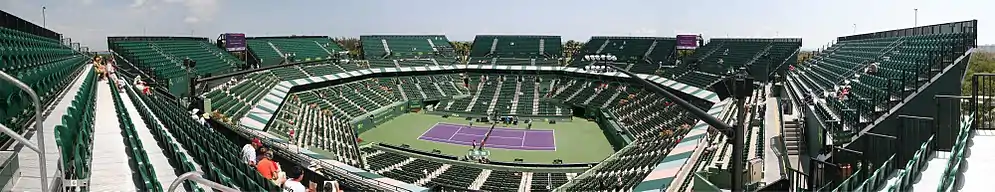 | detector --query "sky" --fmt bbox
[1,0,991,51]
